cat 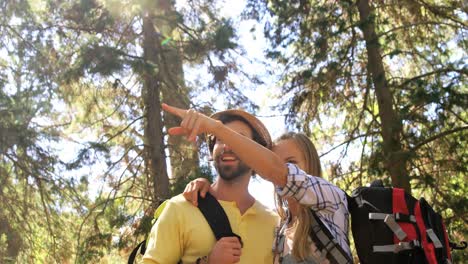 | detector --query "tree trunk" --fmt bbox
[156,1,200,180]
[142,14,170,201]
[357,0,411,192]
[0,214,21,261]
